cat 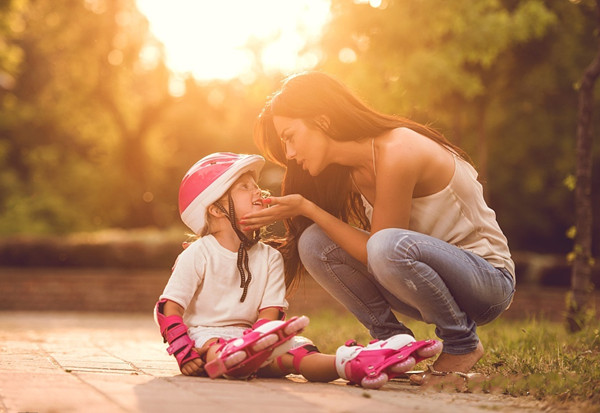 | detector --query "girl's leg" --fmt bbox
[260,352,338,382]
[202,317,310,379]
[298,224,418,339]
[260,334,442,387]
[366,228,515,363]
